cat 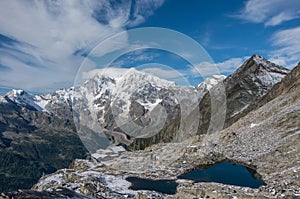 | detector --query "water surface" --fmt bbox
[126,161,265,194]
[126,177,177,194]
[178,161,265,188]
